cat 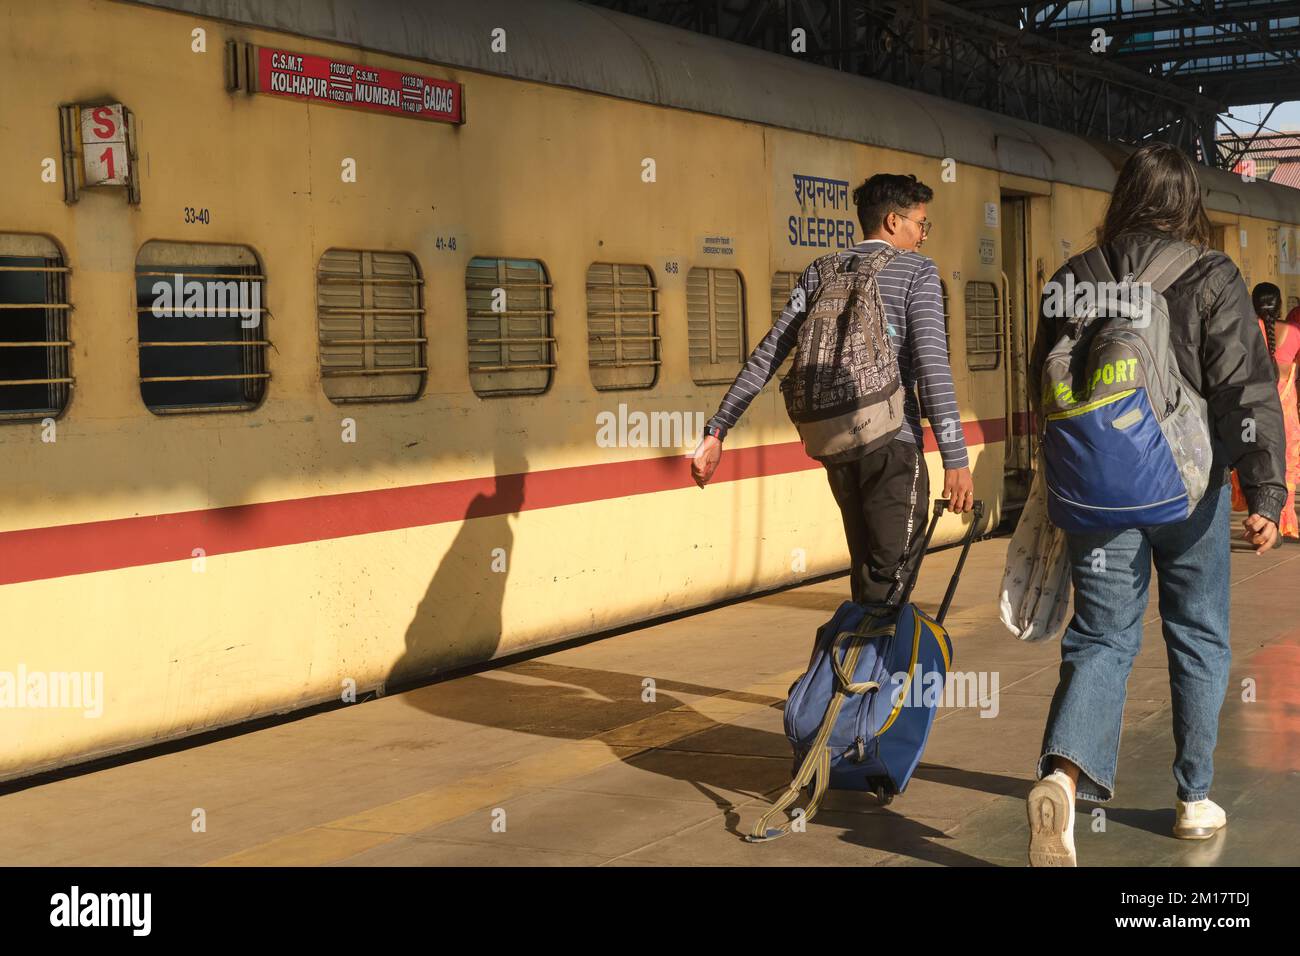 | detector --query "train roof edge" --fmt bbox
[116,0,1300,224]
